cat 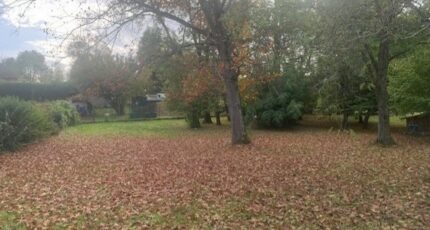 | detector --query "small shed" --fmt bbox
[71,95,93,117]
[130,94,172,119]
[404,113,430,135]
